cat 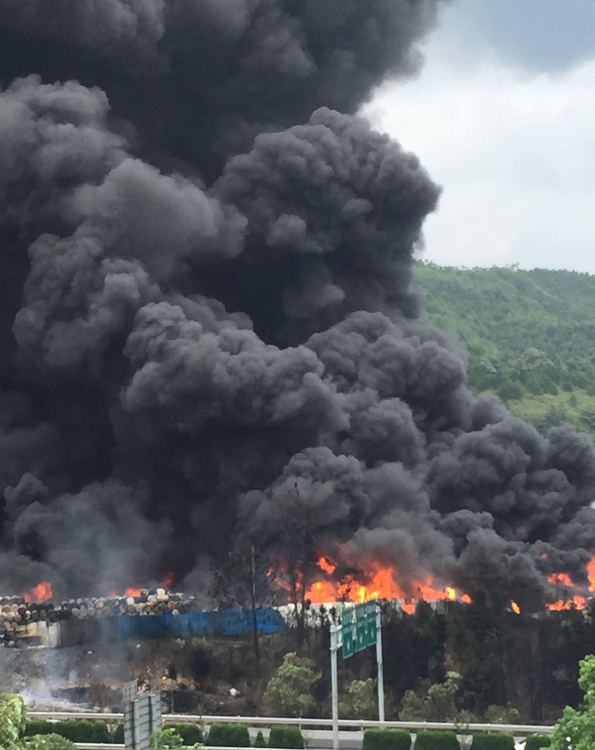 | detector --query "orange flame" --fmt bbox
[160,571,176,589]
[103,573,176,599]
[544,571,590,611]
[319,558,337,574]
[303,556,471,610]
[545,596,587,612]
[23,581,53,603]
[588,559,595,592]
[547,573,574,588]
[295,553,595,612]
